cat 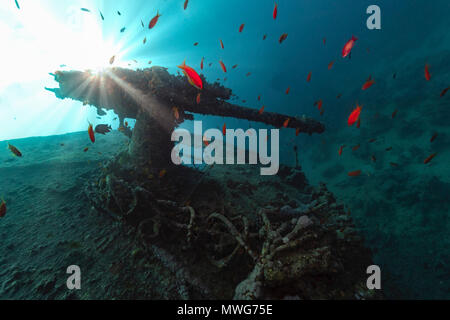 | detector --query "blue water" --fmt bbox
[1,0,449,299]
